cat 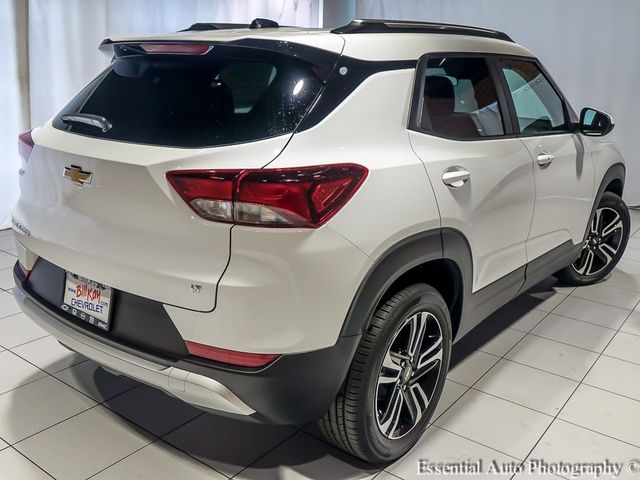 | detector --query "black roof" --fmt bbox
[331,19,514,43]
